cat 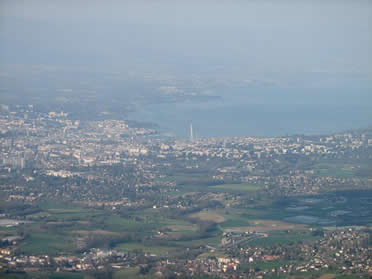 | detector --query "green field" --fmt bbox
[0,271,86,279]
[15,201,218,256]
[170,234,222,248]
[103,215,155,232]
[241,259,291,271]
[312,163,356,178]
[333,275,363,279]
[113,267,154,279]
[209,183,261,193]
[247,230,320,247]
[19,232,75,255]
[48,273,84,279]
